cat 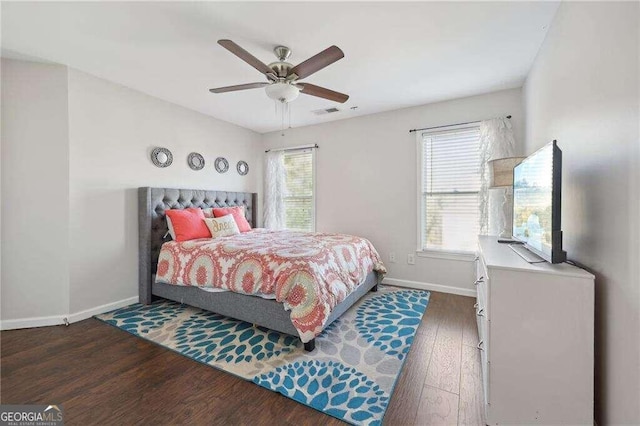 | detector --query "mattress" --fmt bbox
[155,229,386,342]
